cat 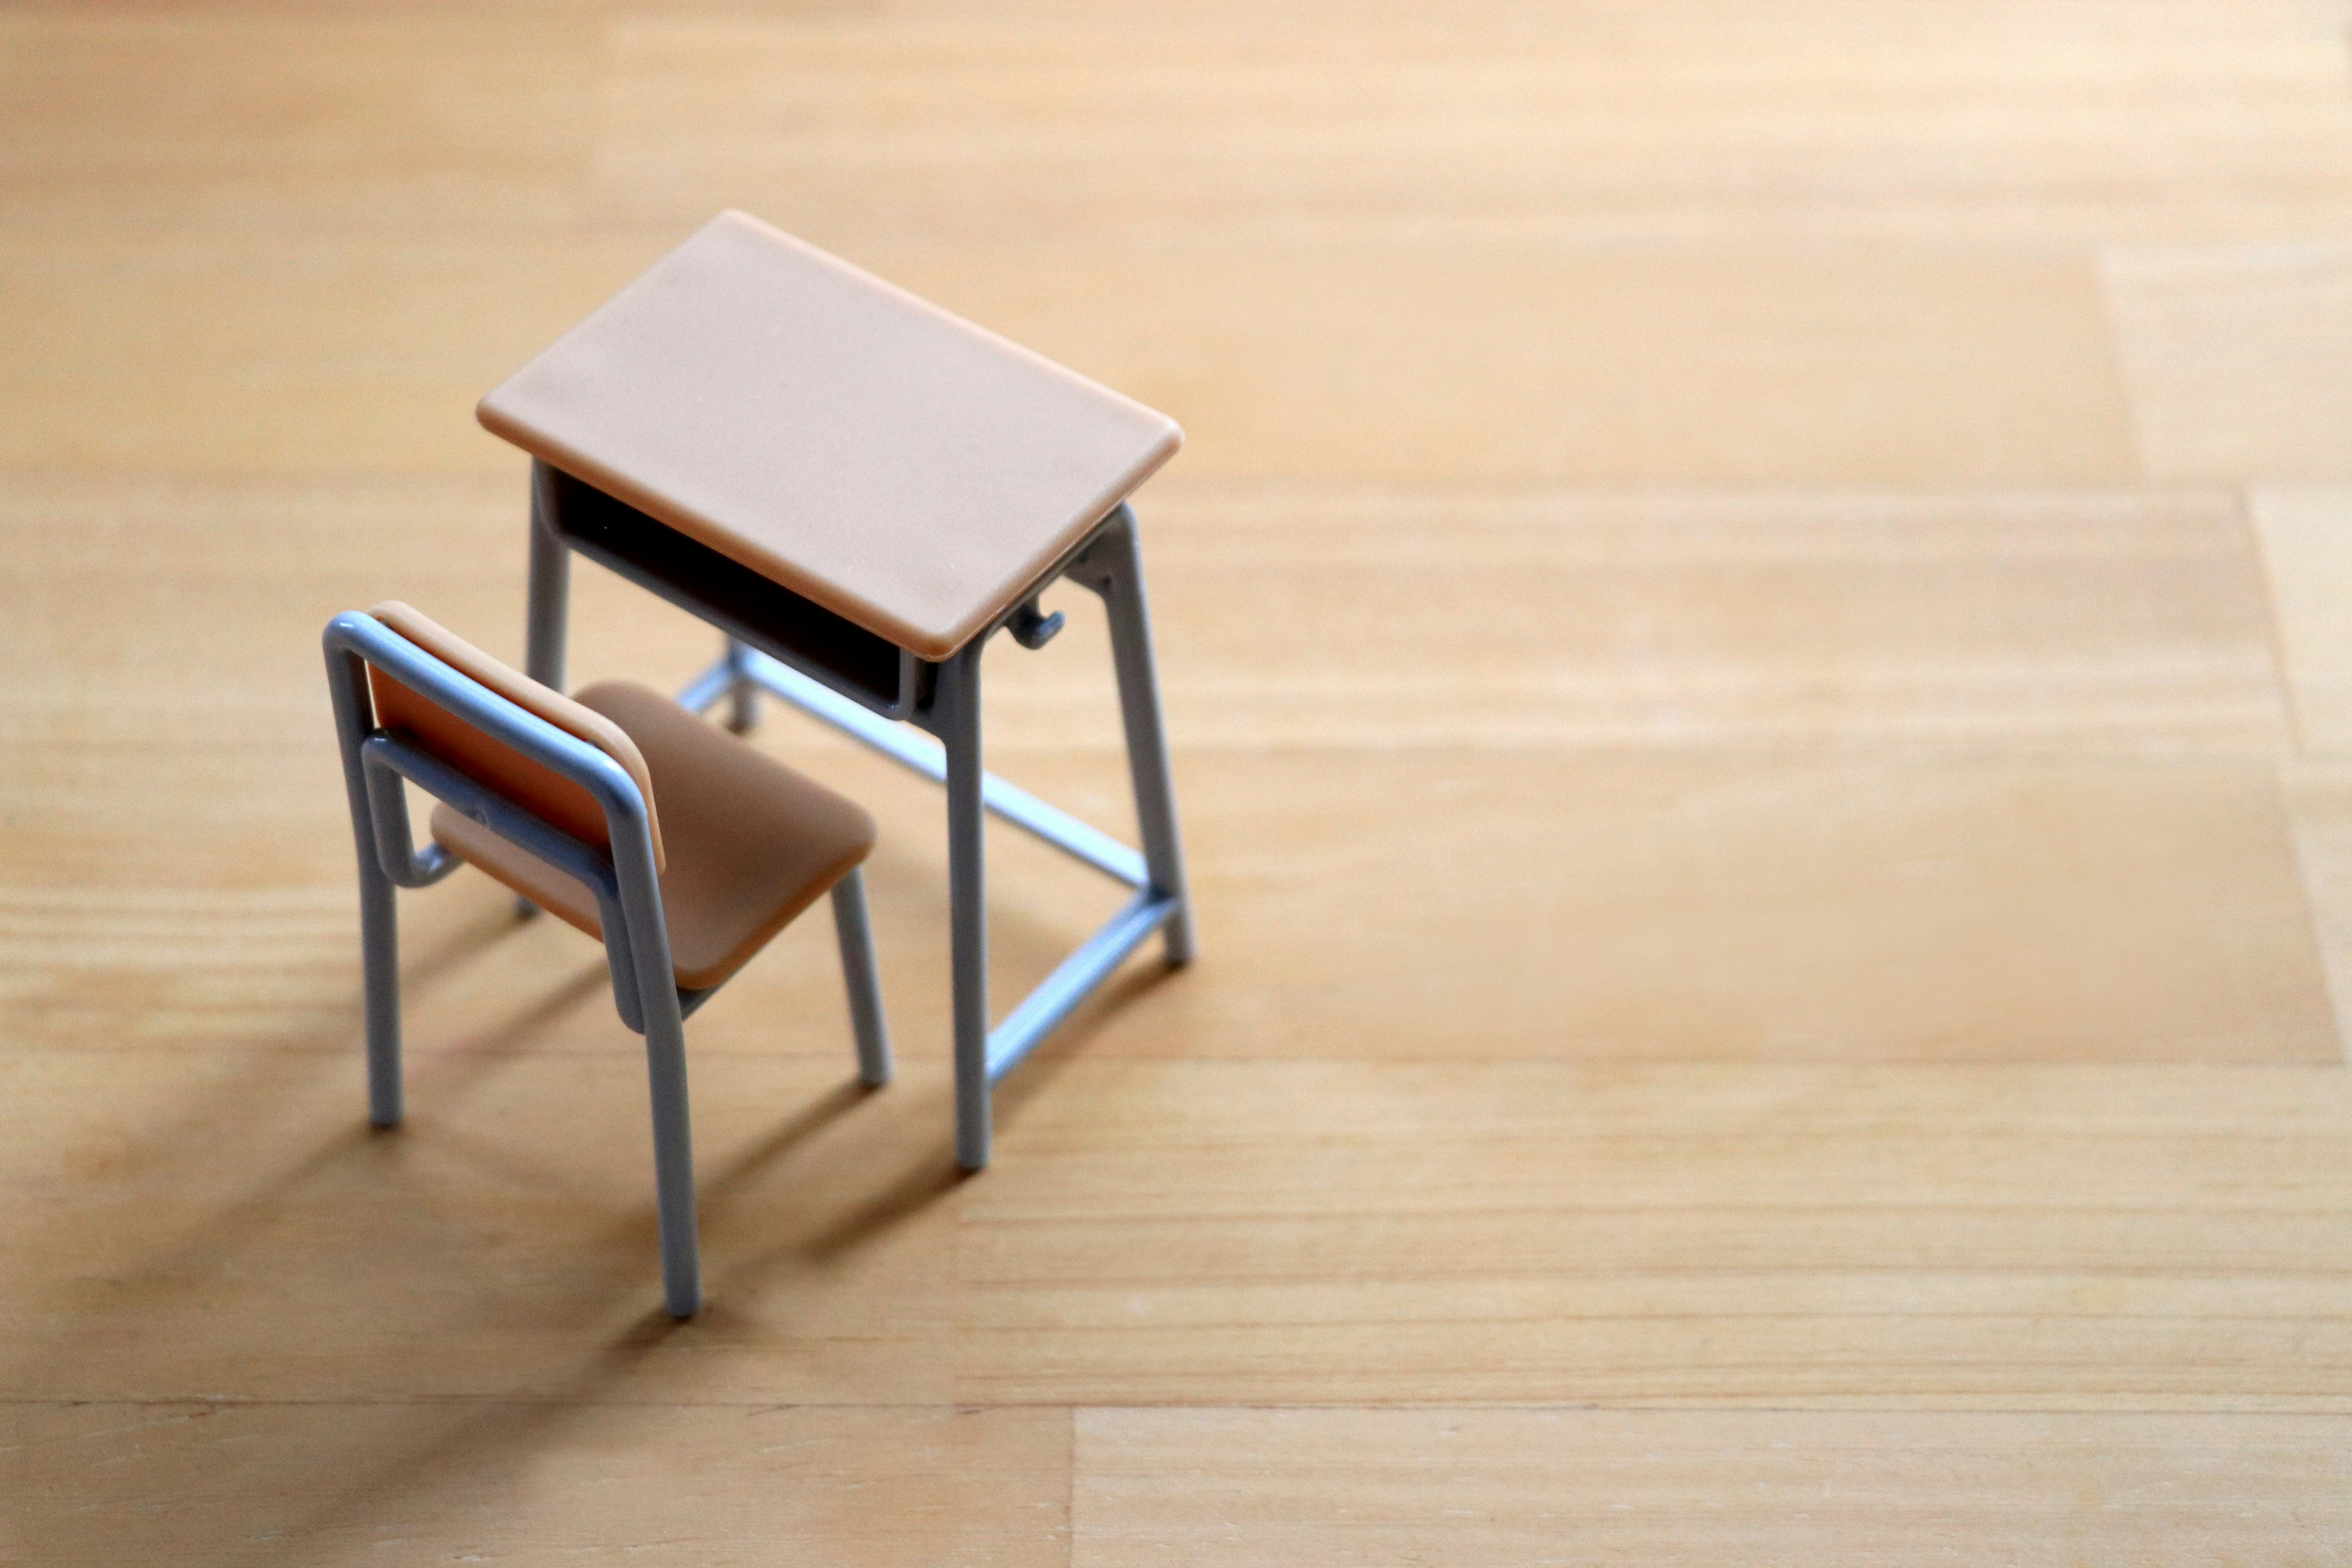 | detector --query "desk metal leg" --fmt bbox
[518,461,572,922]
[673,503,1193,1170]
[524,459,570,692]
[1072,505,1194,965]
[723,638,760,733]
[937,649,992,1170]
